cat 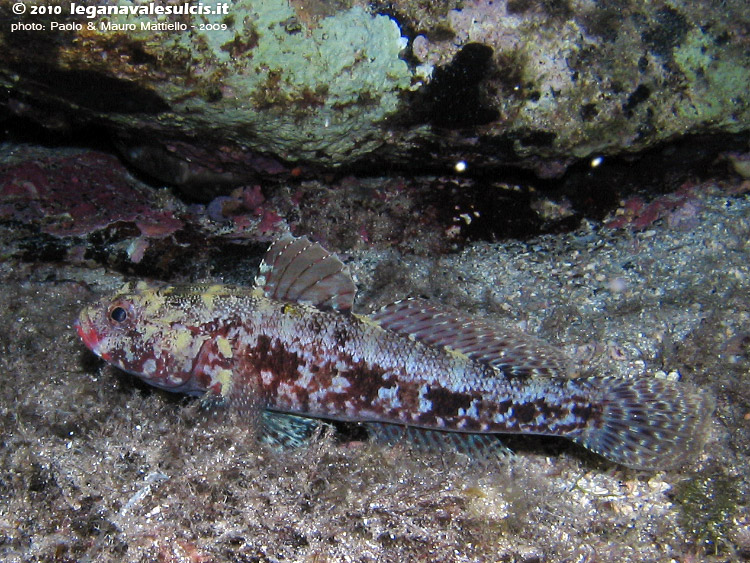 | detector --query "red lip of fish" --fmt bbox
[75,316,108,360]
[75,235,715,470]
